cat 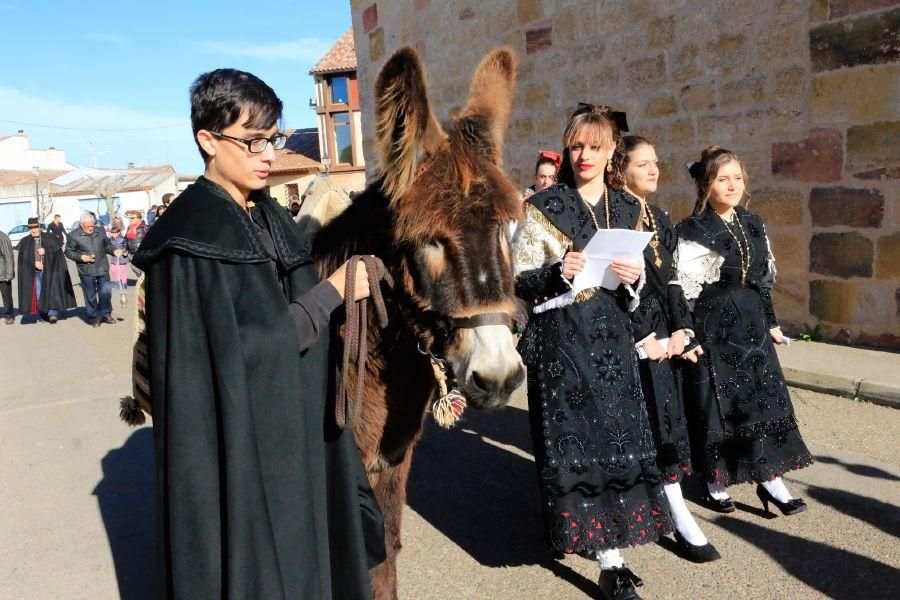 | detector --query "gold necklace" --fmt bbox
[638,201,663,268]
[577,183,610,231]
[719,211,750,284]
